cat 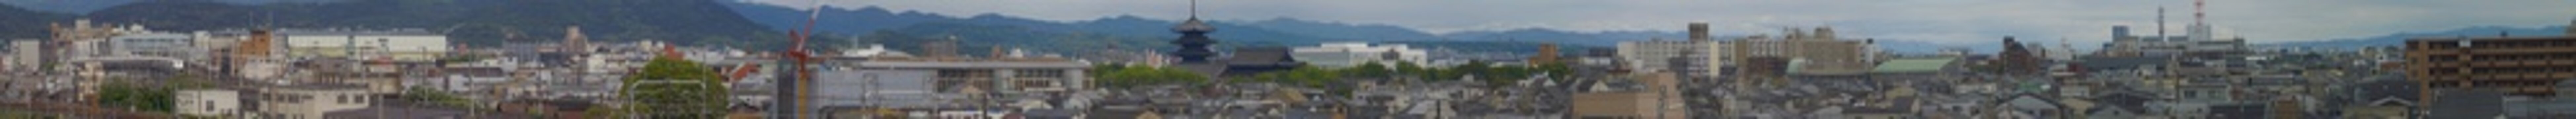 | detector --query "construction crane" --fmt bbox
[777,0,825,118]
